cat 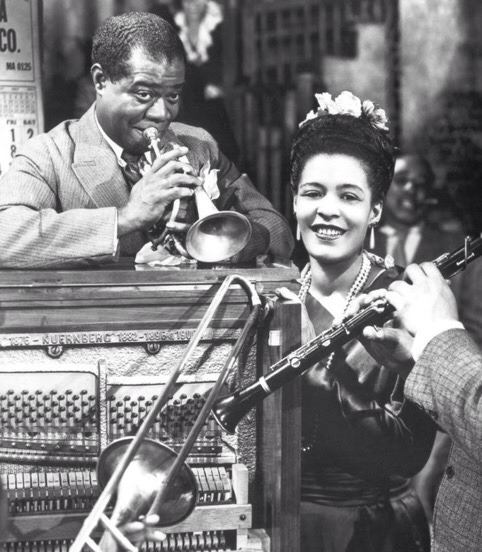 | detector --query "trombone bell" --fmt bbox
[97,437,197,528]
